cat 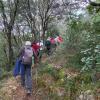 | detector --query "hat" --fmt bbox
[25,41,31,46]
